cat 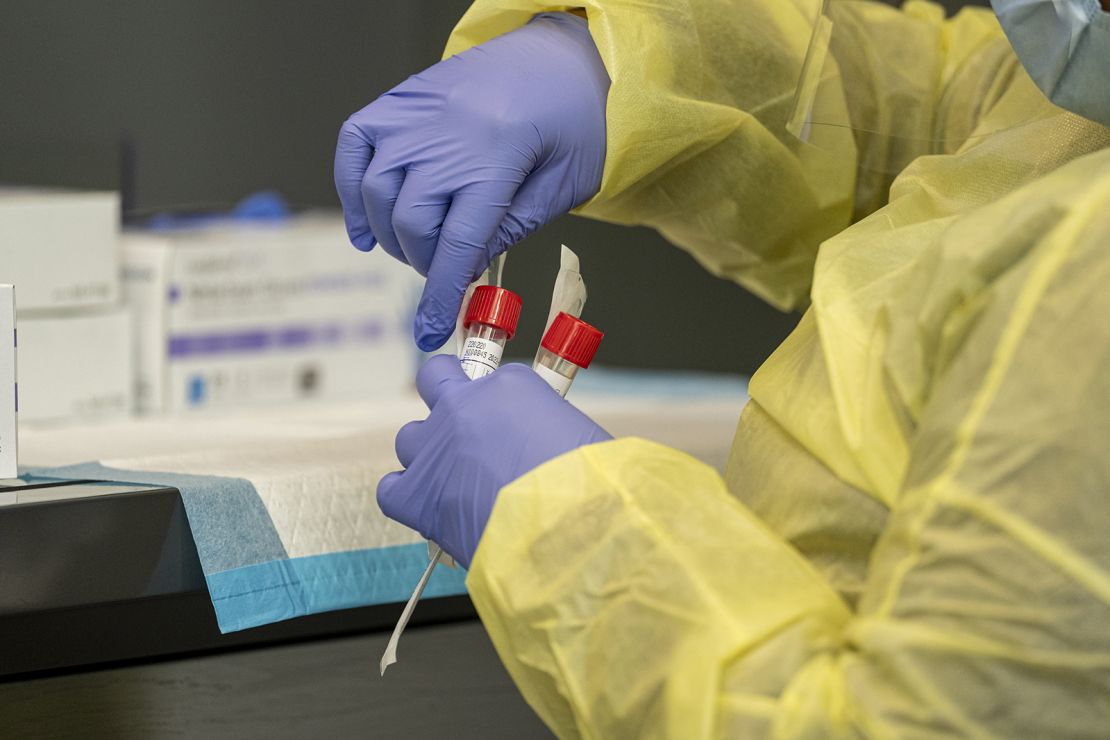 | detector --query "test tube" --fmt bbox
[533,312,604,397]
[459,285,523,380]
[382,284,524,676]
